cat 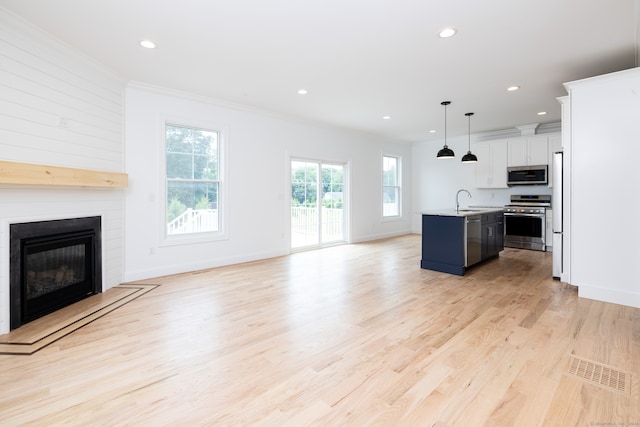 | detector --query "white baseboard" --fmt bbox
[123,249,287,283]
[578,285,640,309]
[350,229,414,244]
